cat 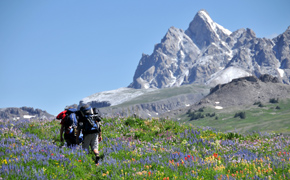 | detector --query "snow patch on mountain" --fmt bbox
[23,115,36,119]
[80,87,157,106]
[277,68,284,77]
[206,66,252,86]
